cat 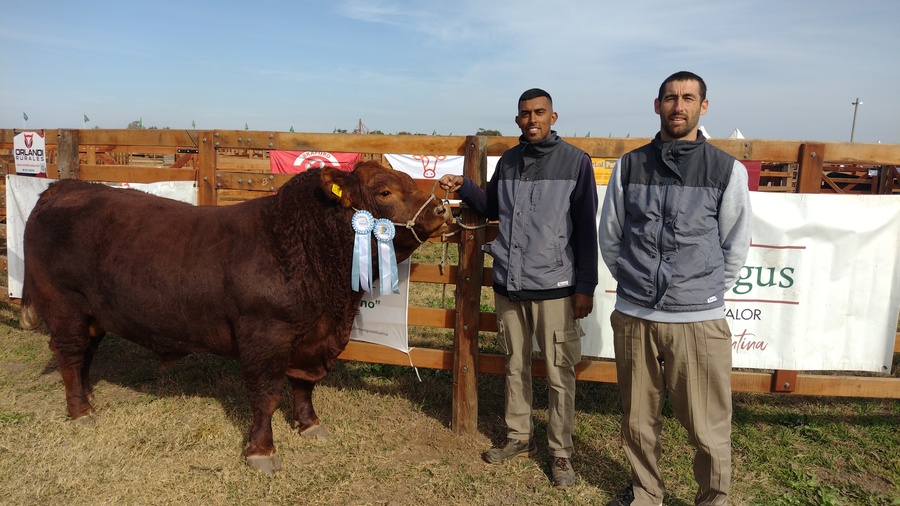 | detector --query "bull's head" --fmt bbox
[320,161,451,261]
